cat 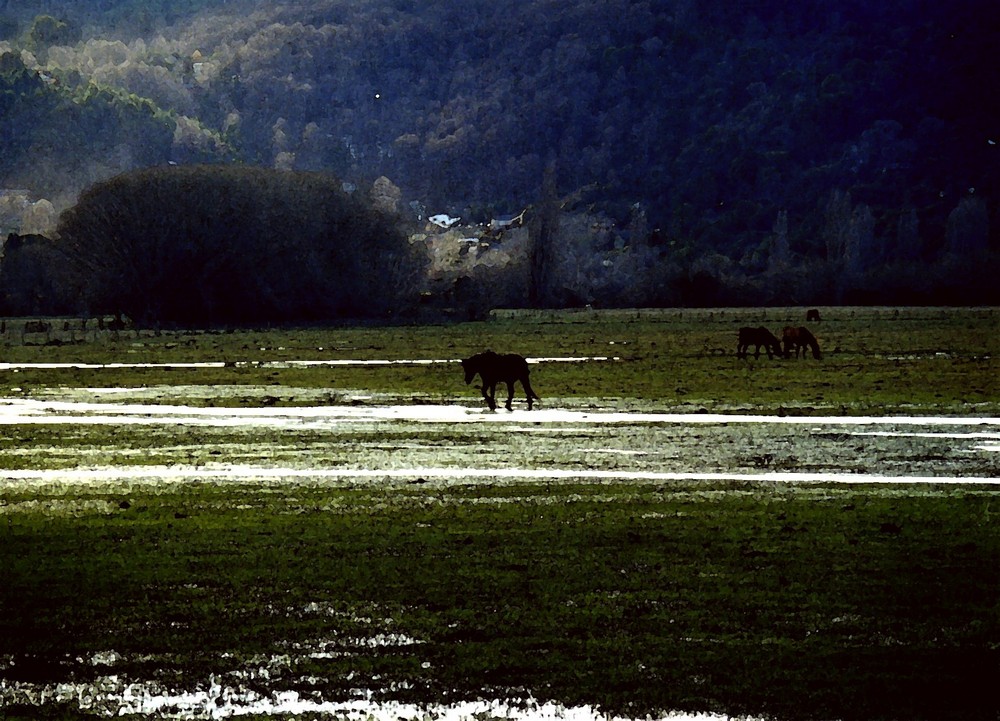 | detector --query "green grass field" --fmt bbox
[2,306,997,412]
[1,307,999,720]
